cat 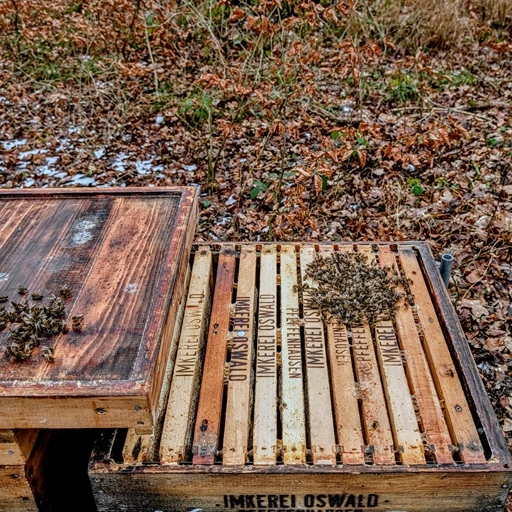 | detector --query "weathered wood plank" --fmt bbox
[192,248,236,465]
[280,245,306,464]
[357,245,423,465]
[319,246,365,465]
[337,245,395,465]
[398,246,486,464]
[89,467,511,512]
[160,249,212,465]
[223,247,257,466]
[299,246,336,465]
[0,188,198,429]
[378,246,453,465]
[0,430,39,466]
[253,246,278,465]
